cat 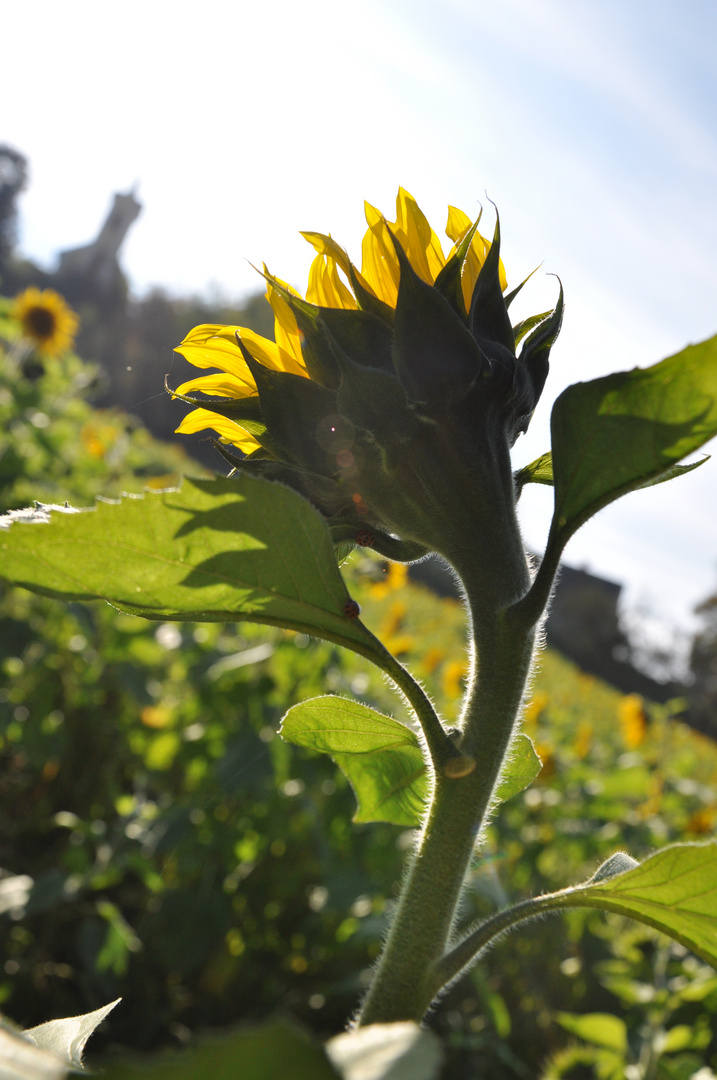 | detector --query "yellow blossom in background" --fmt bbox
[379,599,408,639]
[618,694,647,749]
[443,660,467,699]
[173,188,505,449]
[370,563,409,600]
[523,691,549,726]
[12,287,79,357]
[686,804,717,835]
[421,647,446,676]
[572,720,593,760]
